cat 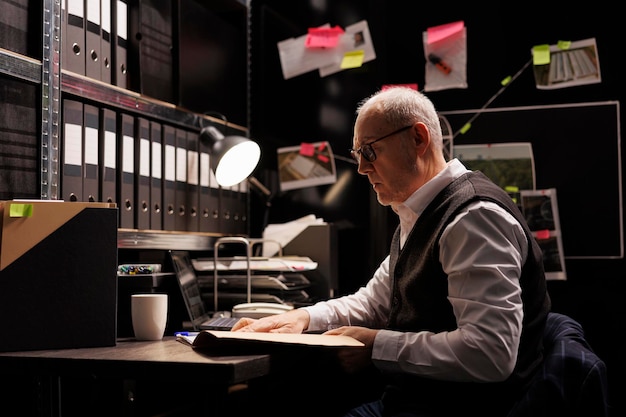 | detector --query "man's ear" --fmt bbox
[413,122,430,156]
